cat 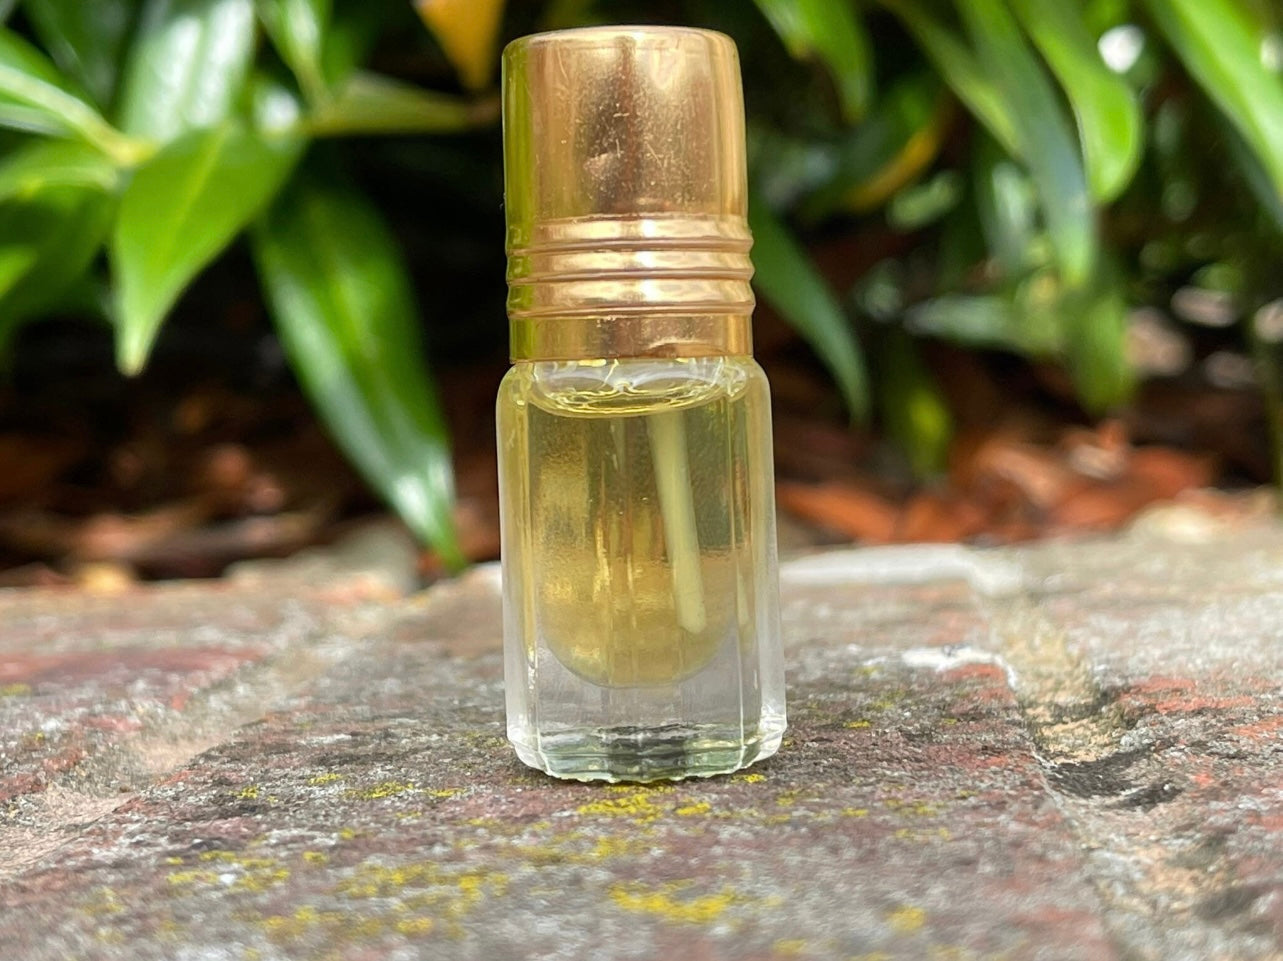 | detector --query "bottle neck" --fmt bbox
[508,313,751,362]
